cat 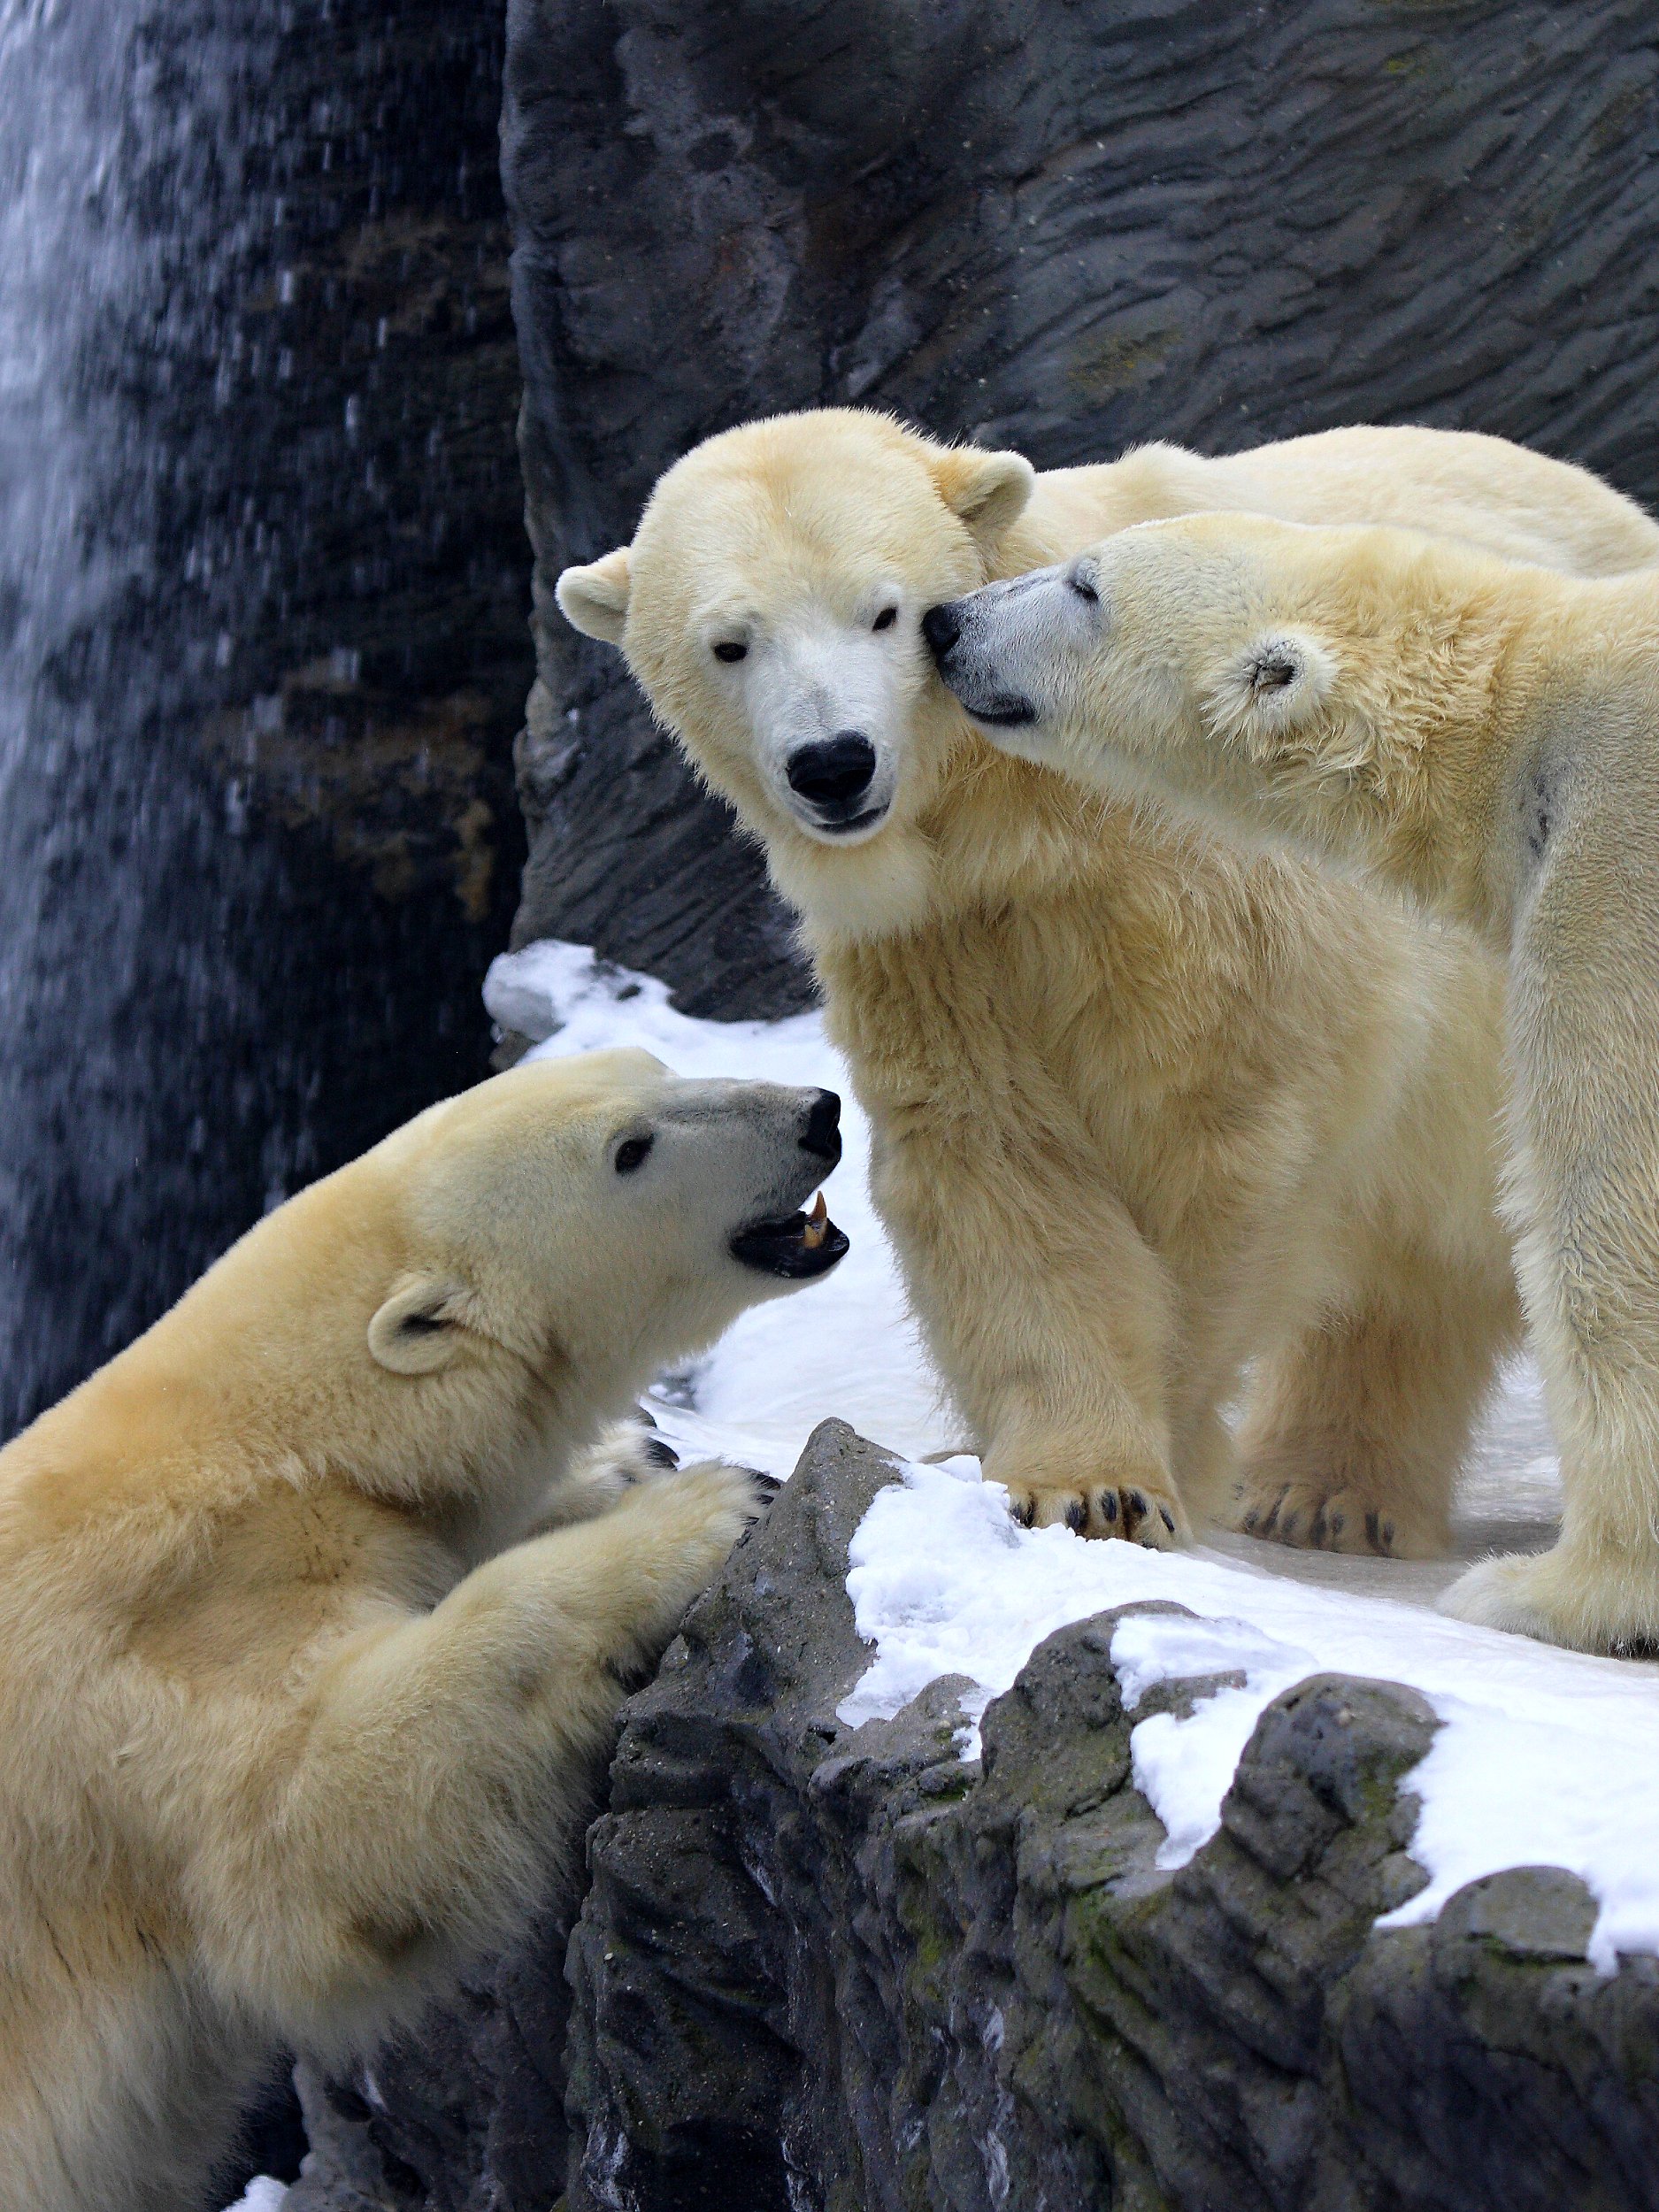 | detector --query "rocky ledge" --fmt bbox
[310,1424,1659,2212]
